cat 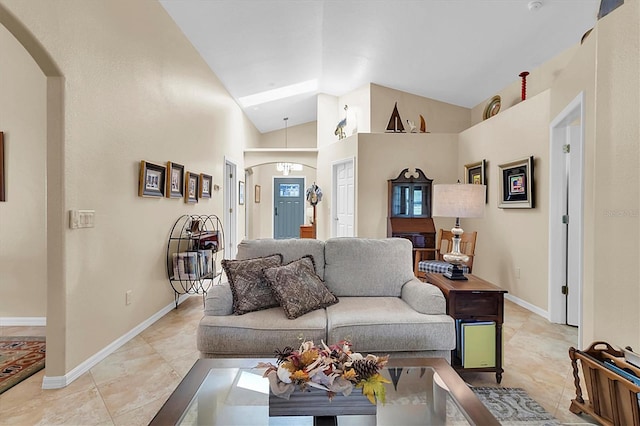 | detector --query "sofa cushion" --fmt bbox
[236,238,326,279]
[324,238,414,297]
[197,306,327,356]
[326,297,455,353]
[221,254,283,315]
[203,282,233,316]
[263,255,338,319]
